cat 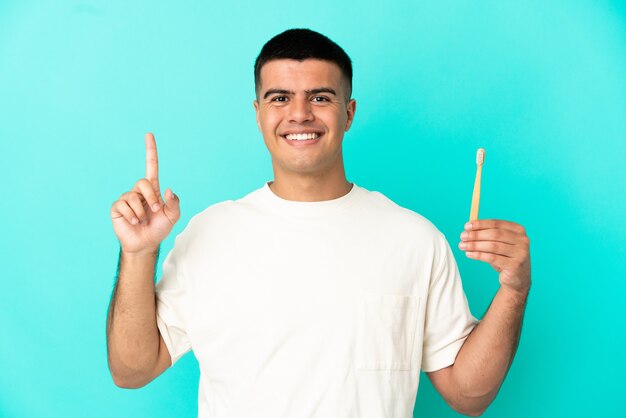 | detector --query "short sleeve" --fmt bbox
[155,235,192,366]
[421,233,478,372]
